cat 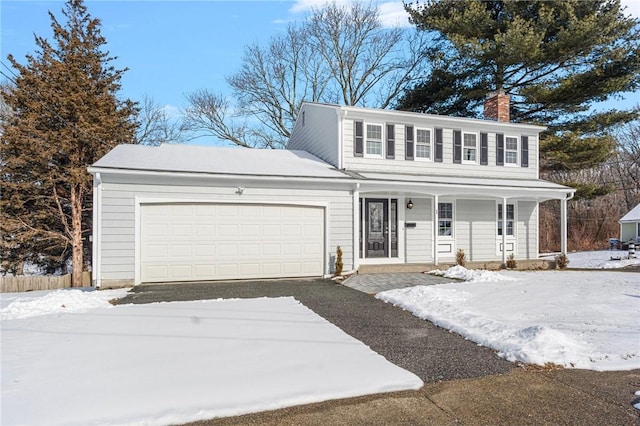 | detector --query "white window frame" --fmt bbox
[497,202,516,238]
[462,132,478,163]
[505,135,519,166]
[415,127,432,160]
[365,122,384,158]
[438,201,454,238]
